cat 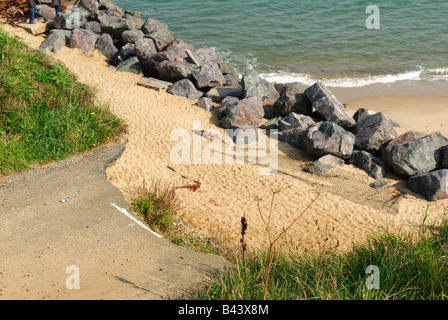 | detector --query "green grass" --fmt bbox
[194,217,448,300]
[131,179,228,257]
[0,27,125,175]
